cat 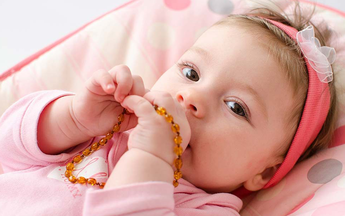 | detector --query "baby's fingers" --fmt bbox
[143,91,178,116]
[109,65,133,102]
[123,92,177,121]
[129,75,146,97]
[86,69,116,95]
[121,95,156,120]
